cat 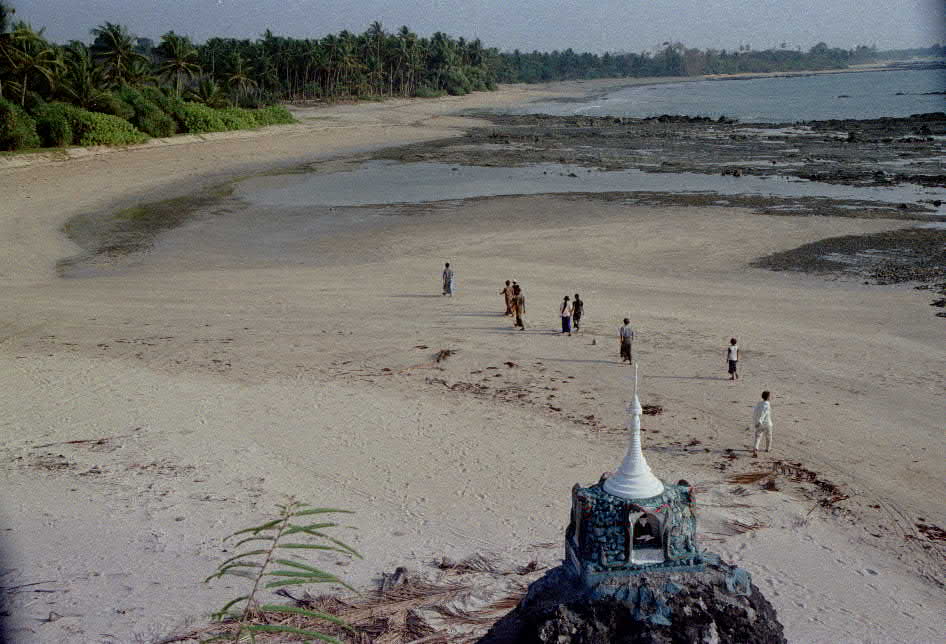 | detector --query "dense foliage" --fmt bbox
[0,3,307,150]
